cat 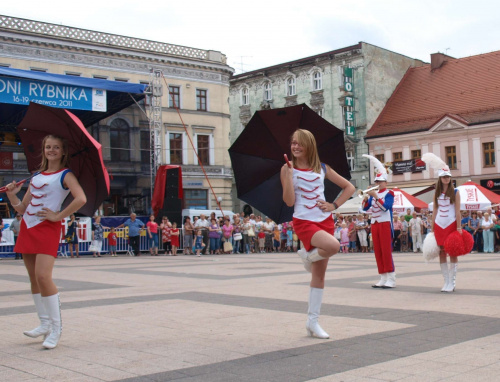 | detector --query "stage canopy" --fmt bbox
[0,67,147,132]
